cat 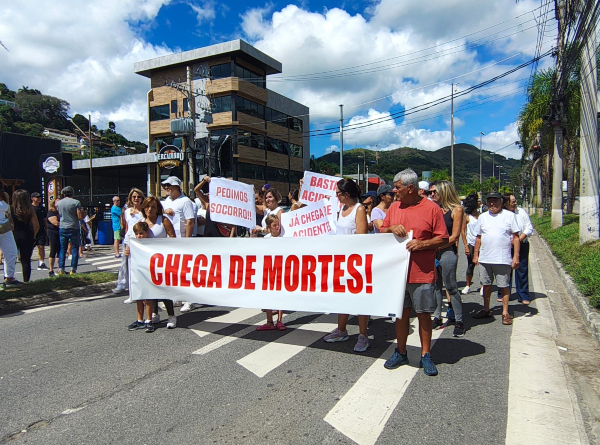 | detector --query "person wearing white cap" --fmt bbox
[161,176,197,313]
[418,181,430,199]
